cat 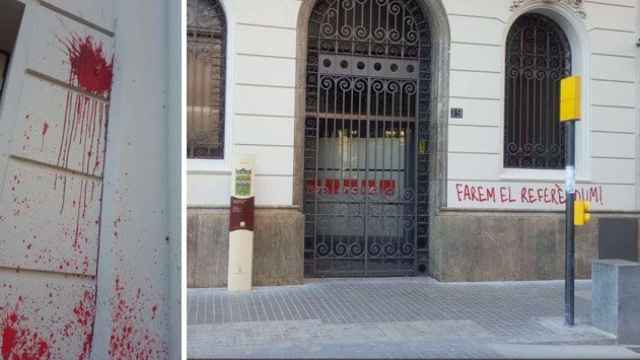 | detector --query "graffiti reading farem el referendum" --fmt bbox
[54,34,114,251]
[454,183,604,206]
